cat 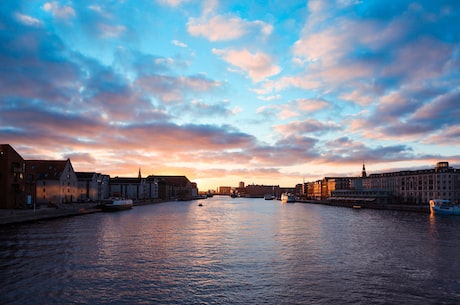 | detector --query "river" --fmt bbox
[1,196,460,304]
